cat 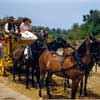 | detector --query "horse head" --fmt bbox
[56,37,67,49]
[11,46,24,61]
[47,37,68,51]
[77,33,100,57]
[89,35,100,64]
[88,34,100,57]
[31,38,47,53]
